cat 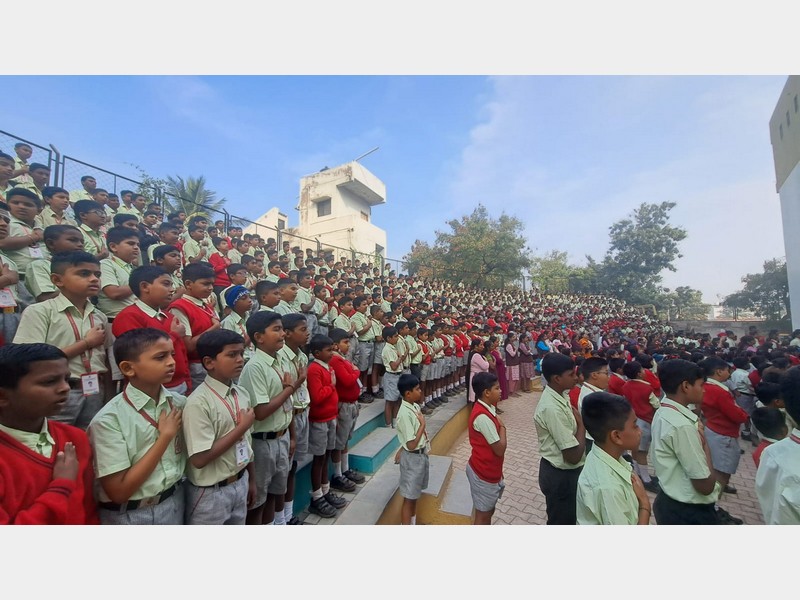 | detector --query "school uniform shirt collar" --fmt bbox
[254,348,278,367]
[611,372,625,380]
[184,294,209,307]
[706,378,731,392]
[281,345,298,362]
[0,418,55,451]
[135,299,167,320]
[542,384,570,406]
[591,444,633,481]
[203,375,238,400]
[582,382,603,393]
[476,399,497,416]
[111,255,134,273]
[401,399,421,414]
[313,358,331,371]
[53,293,97,317]
[80,223,102,235]
[659,397,698,423]
[124,383,173,411]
